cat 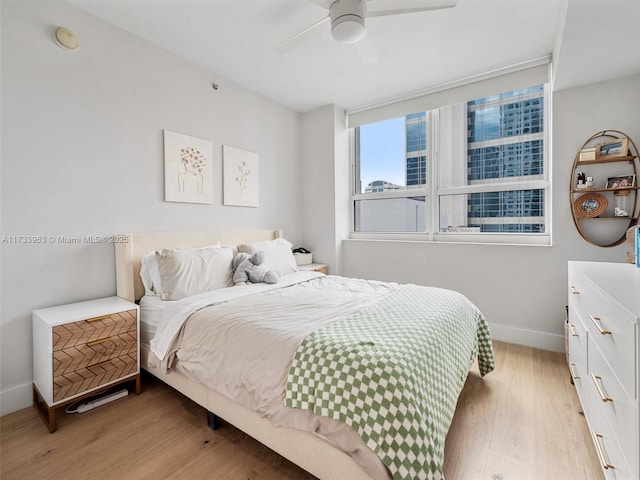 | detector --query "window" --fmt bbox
[352,84,549,244]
